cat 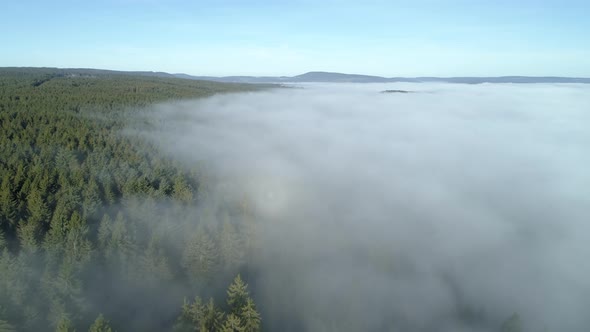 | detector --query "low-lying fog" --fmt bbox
[147,83,590,331]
